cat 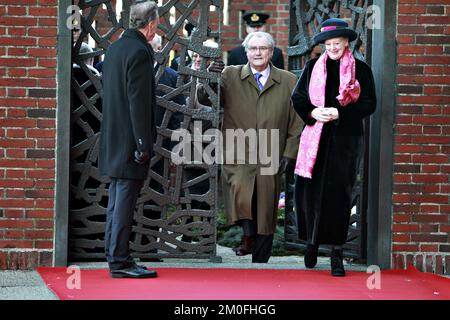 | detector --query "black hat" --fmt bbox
[313,18,358,45]
[185,22,195,36]
[242,12,269,27]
